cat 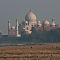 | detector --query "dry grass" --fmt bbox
[0,44,60,60]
